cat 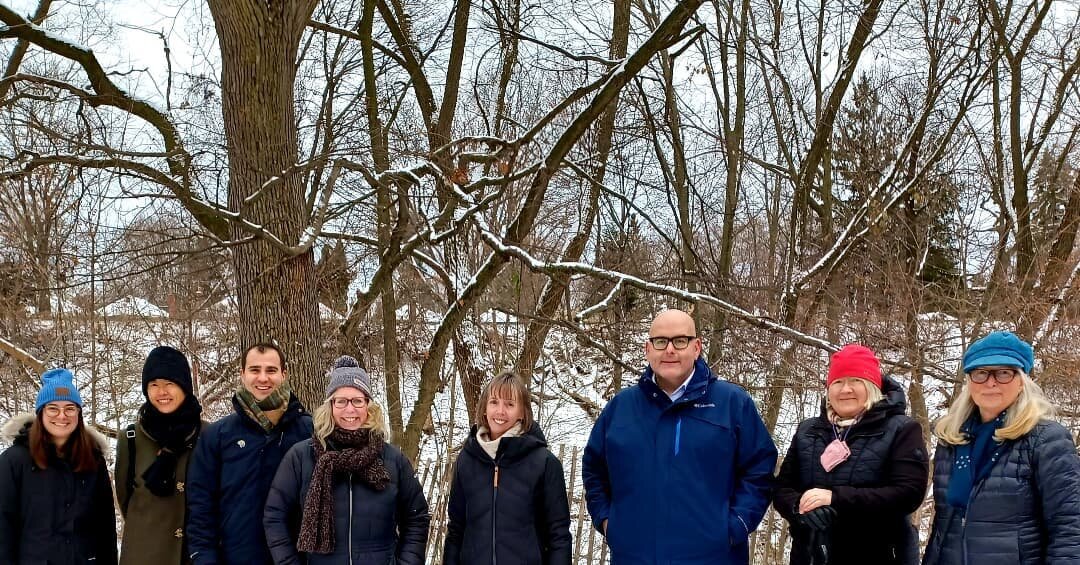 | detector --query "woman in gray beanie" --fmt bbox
[264,355,430,564]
